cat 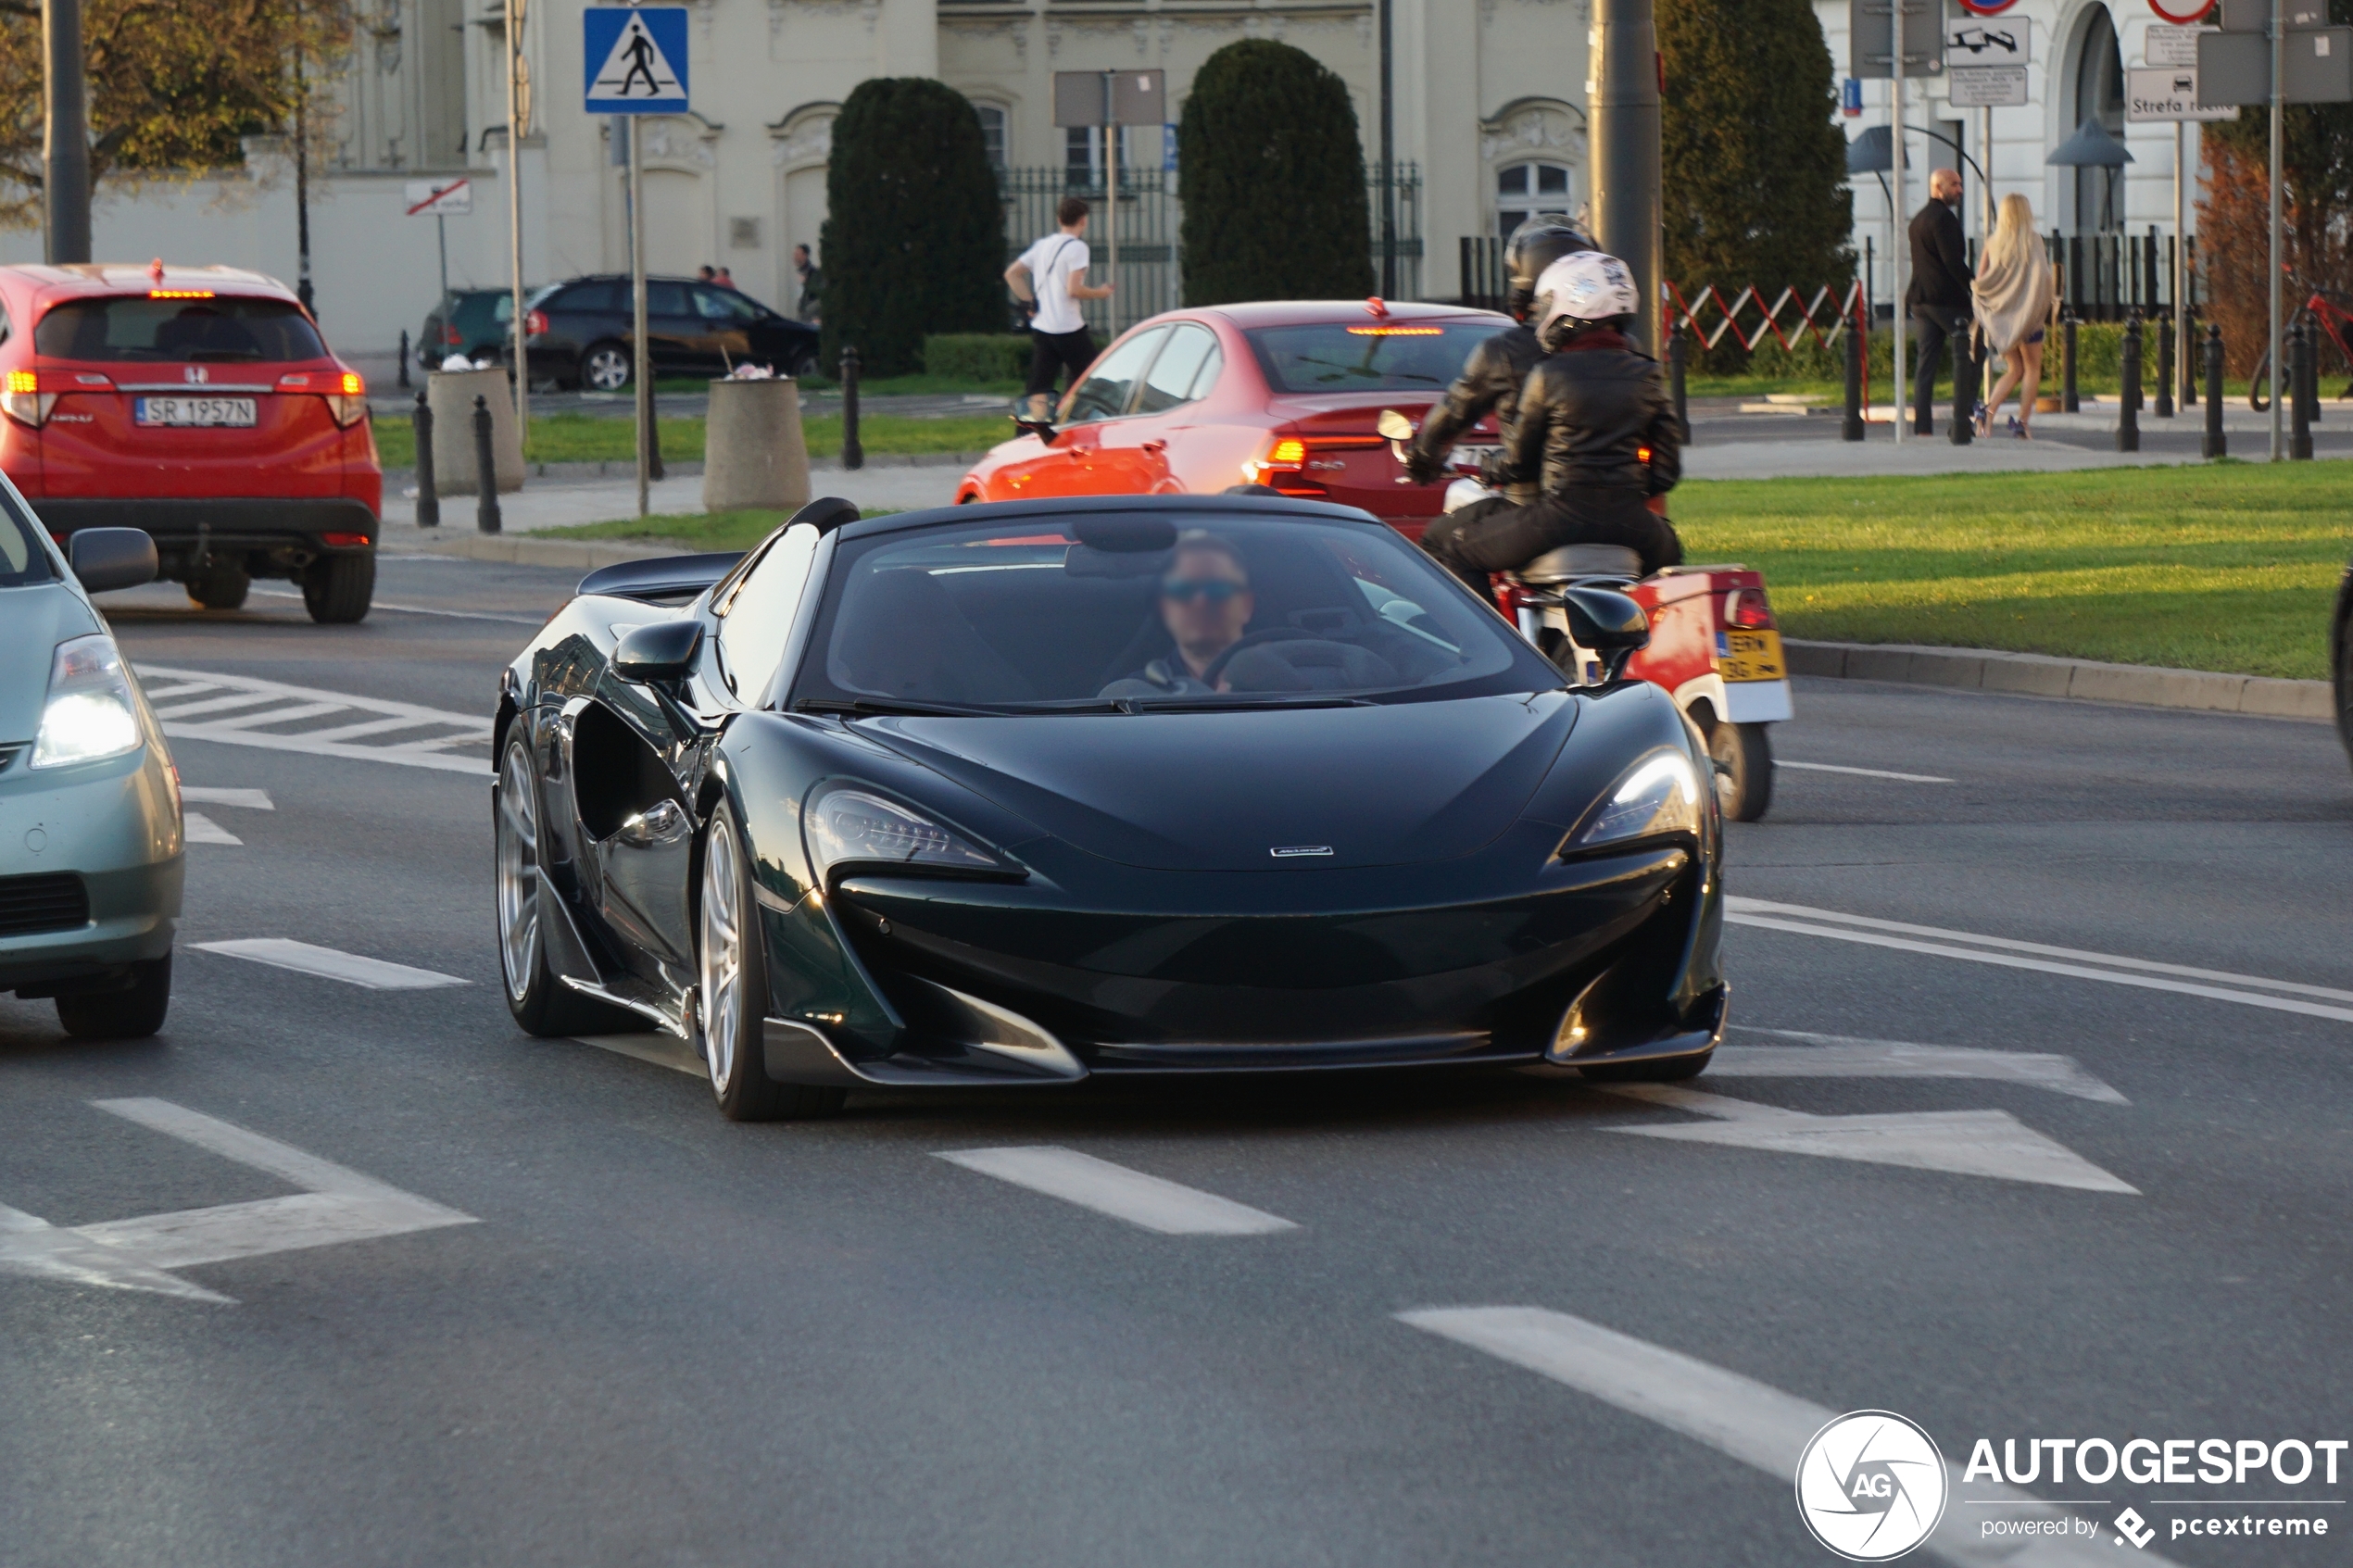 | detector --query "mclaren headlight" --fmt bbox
[1569,750,1704,849]
[31,633,143,769]
[804,784,1011,882]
